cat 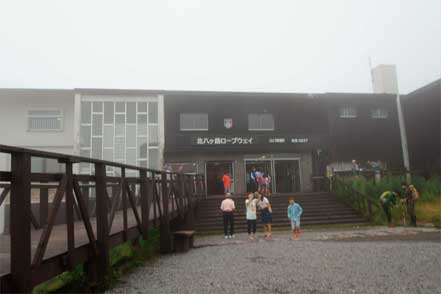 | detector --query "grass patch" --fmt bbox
[415,198,441,228]
[333,175,441,226]
[32,229,160,293]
